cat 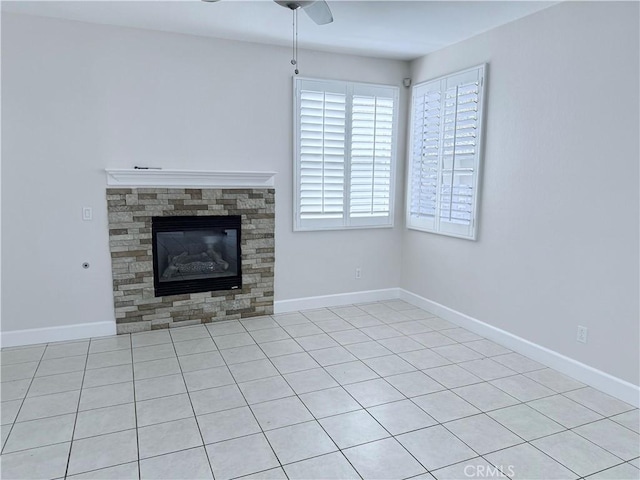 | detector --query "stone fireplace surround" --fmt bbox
[105,169,276,334]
